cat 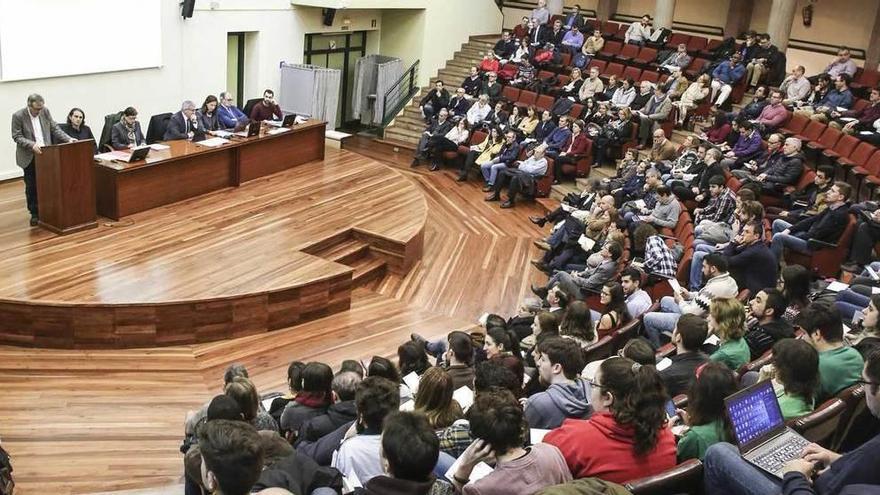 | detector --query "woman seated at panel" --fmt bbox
[59,107,96,153]
[198,95,221,132]
[110,107,146,150]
